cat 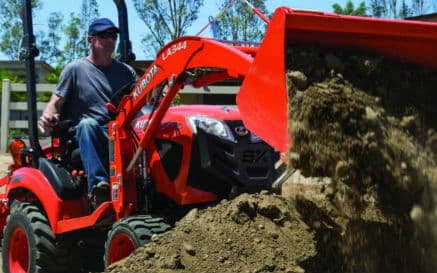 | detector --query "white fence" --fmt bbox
[1,79,52,152]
